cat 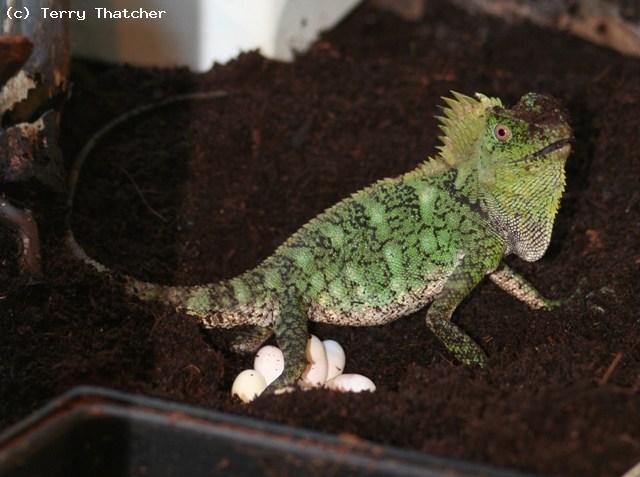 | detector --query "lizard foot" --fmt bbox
[453,343,489,368]
[426,315,488,367]
[541,277,588,310]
